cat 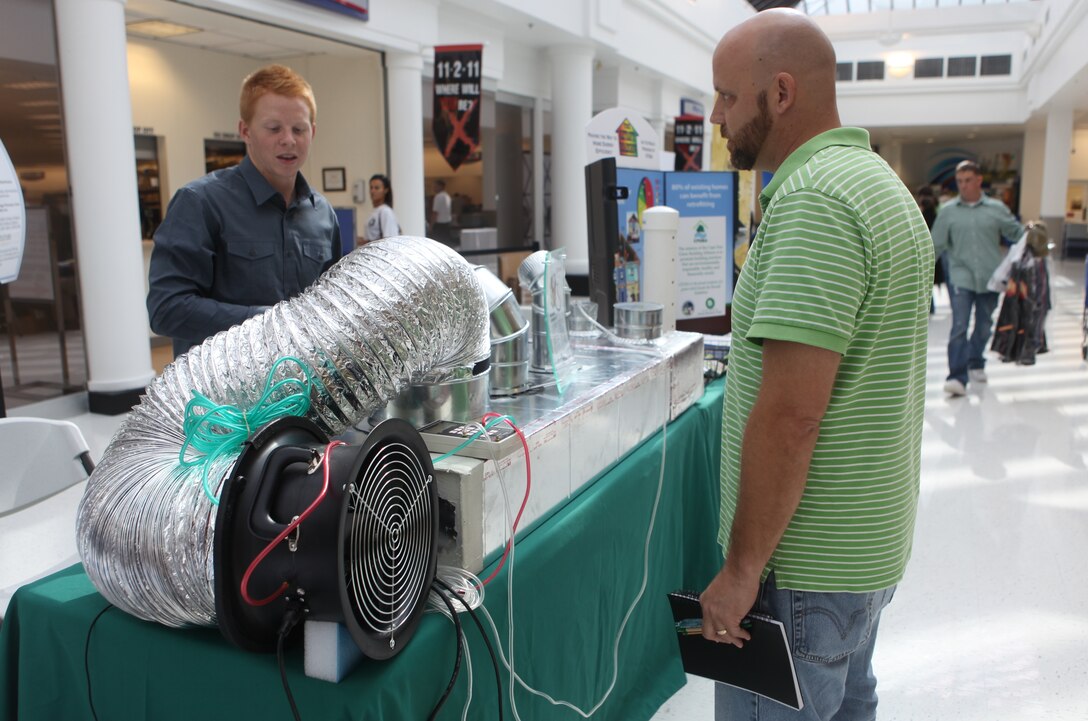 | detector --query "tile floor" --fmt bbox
[652,258,1088,721]
[7,259,1088,720]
